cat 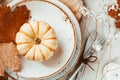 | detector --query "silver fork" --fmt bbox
[84,31,106,58]
[69,31,106,80]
